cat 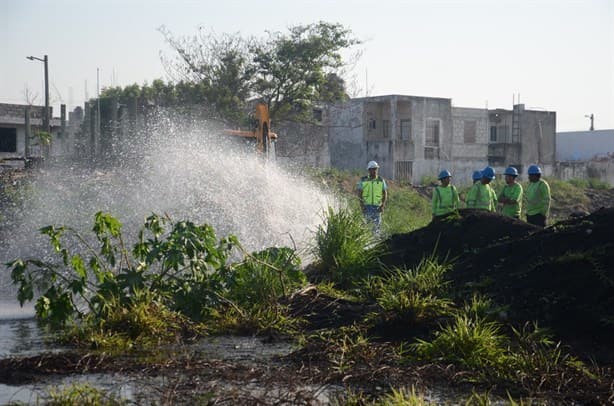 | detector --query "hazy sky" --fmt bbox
[1,0,612,131]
